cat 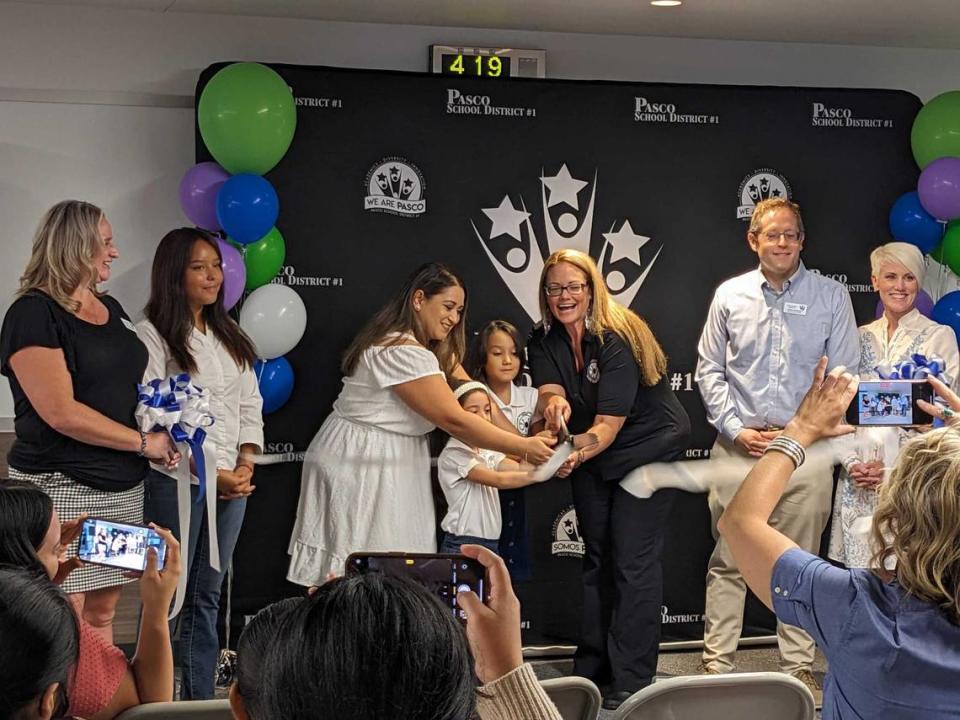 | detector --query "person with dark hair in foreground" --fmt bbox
[0,566,79,720]
[0,480,181,720]
[233,545,563,720]
[718,358,960,719]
